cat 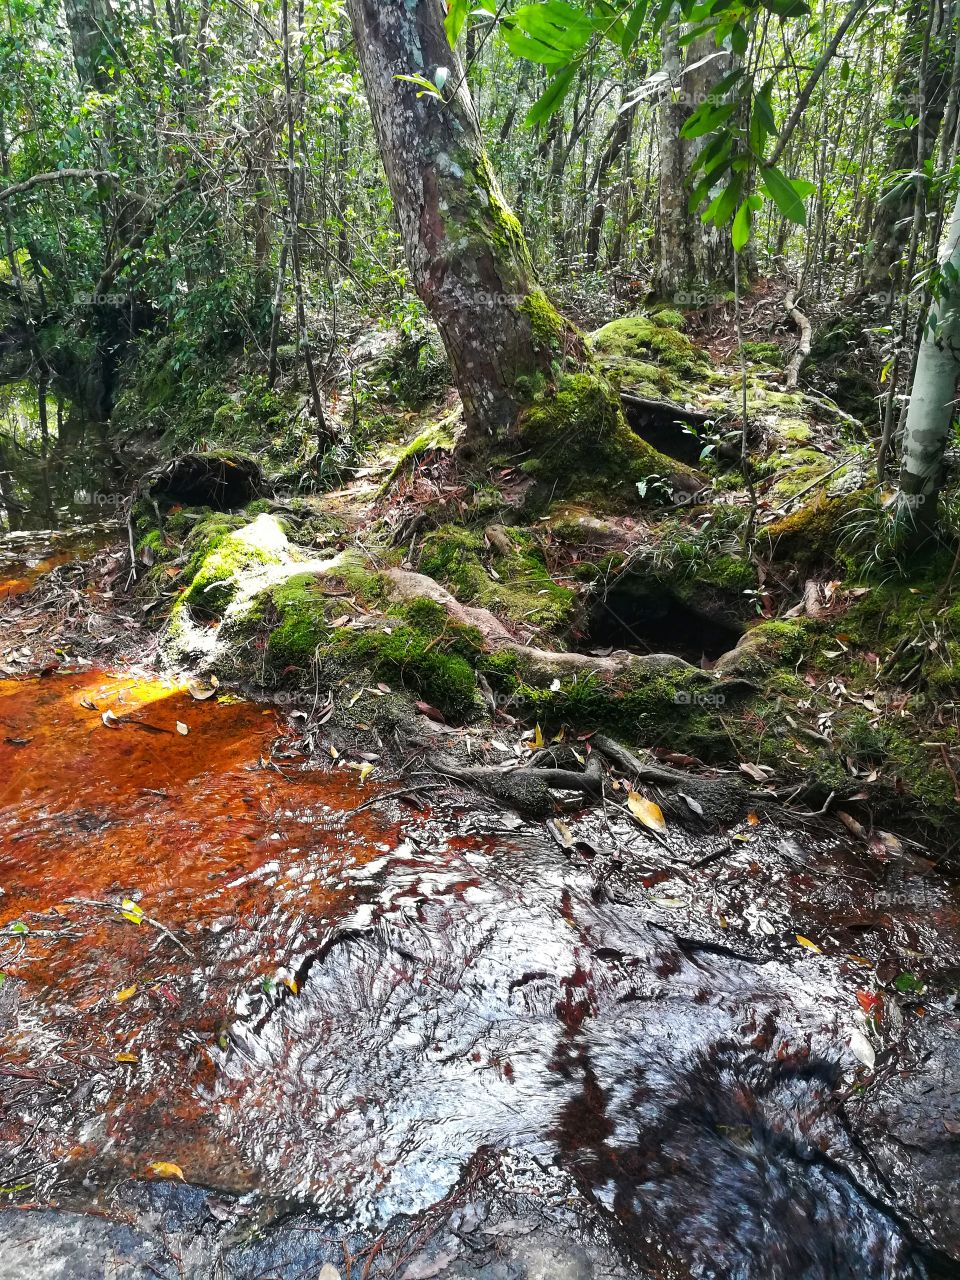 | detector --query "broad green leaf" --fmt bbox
[621,0,649,54]
[502,25,571,66]
[688,130,733,176]
[395,73,443,99]
[514,1,595,50]
[525,62,577,125]
[703,171,743,226]
[688,153,732,212]
[680,100,736,139]
[761,164,809,225]
[732,198,752,251]
[731,193,763,250]
[754,82,778,136]
[729,21,749,54]
[444,0,470,46]
[761,0,811,14]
